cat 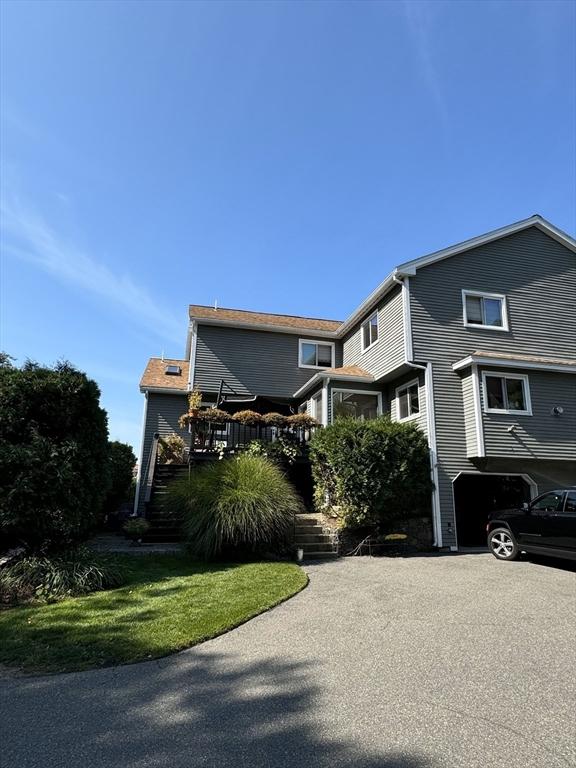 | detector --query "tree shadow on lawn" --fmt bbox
[0,558,307,673]
[3,650,437,768]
